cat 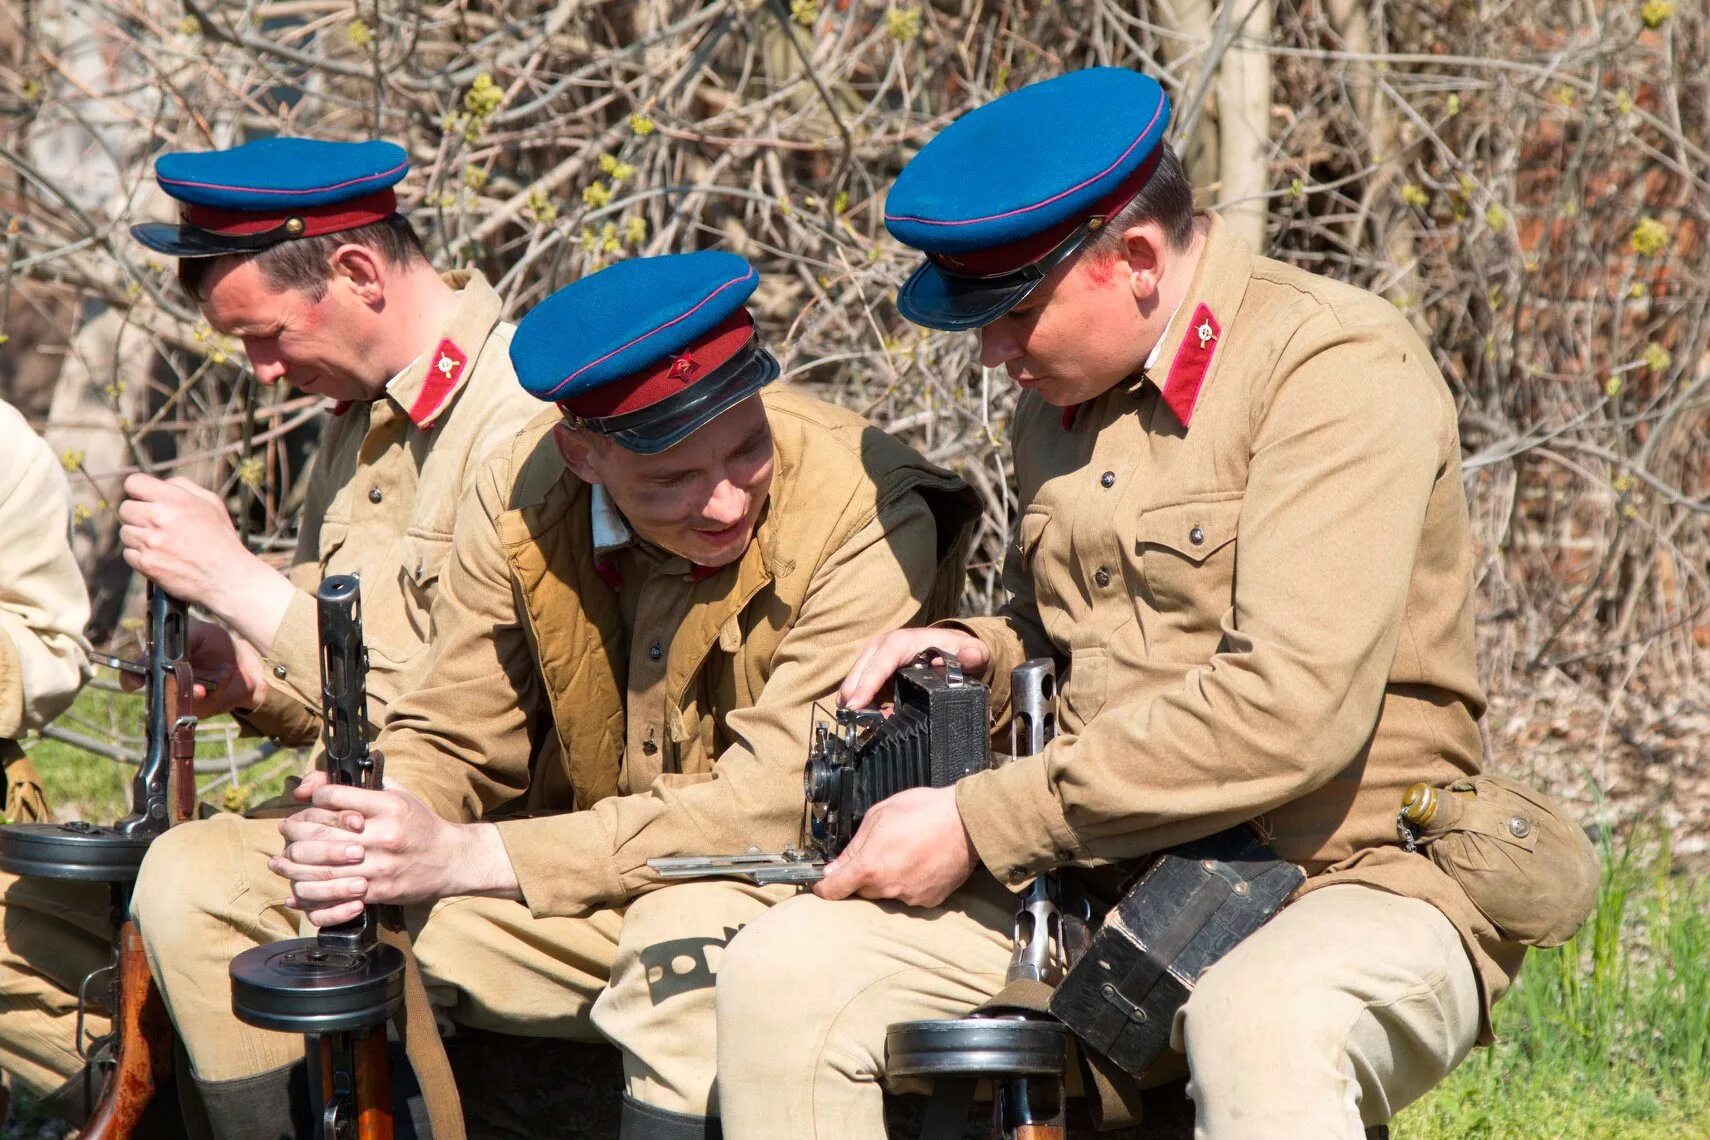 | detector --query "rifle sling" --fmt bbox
[379,918,465,1140]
